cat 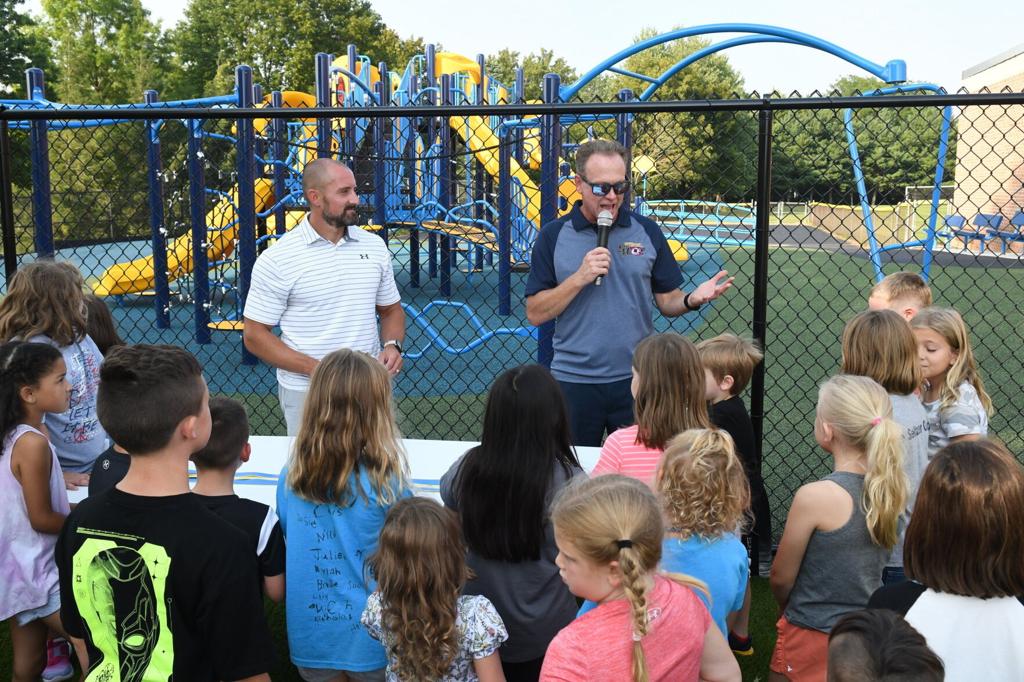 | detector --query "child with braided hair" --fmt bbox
[540,475,739,682]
